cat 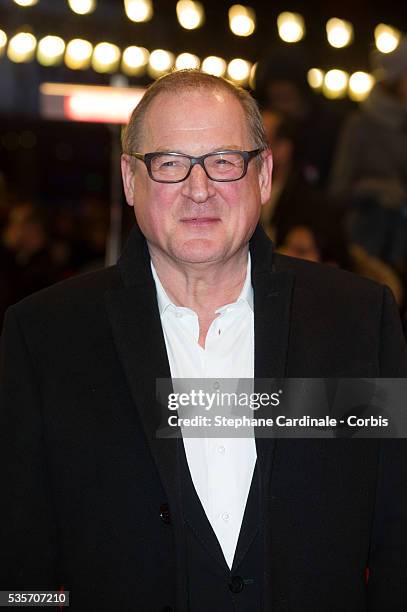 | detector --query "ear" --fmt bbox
[258,149,273,206]
[121,154,135,207]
